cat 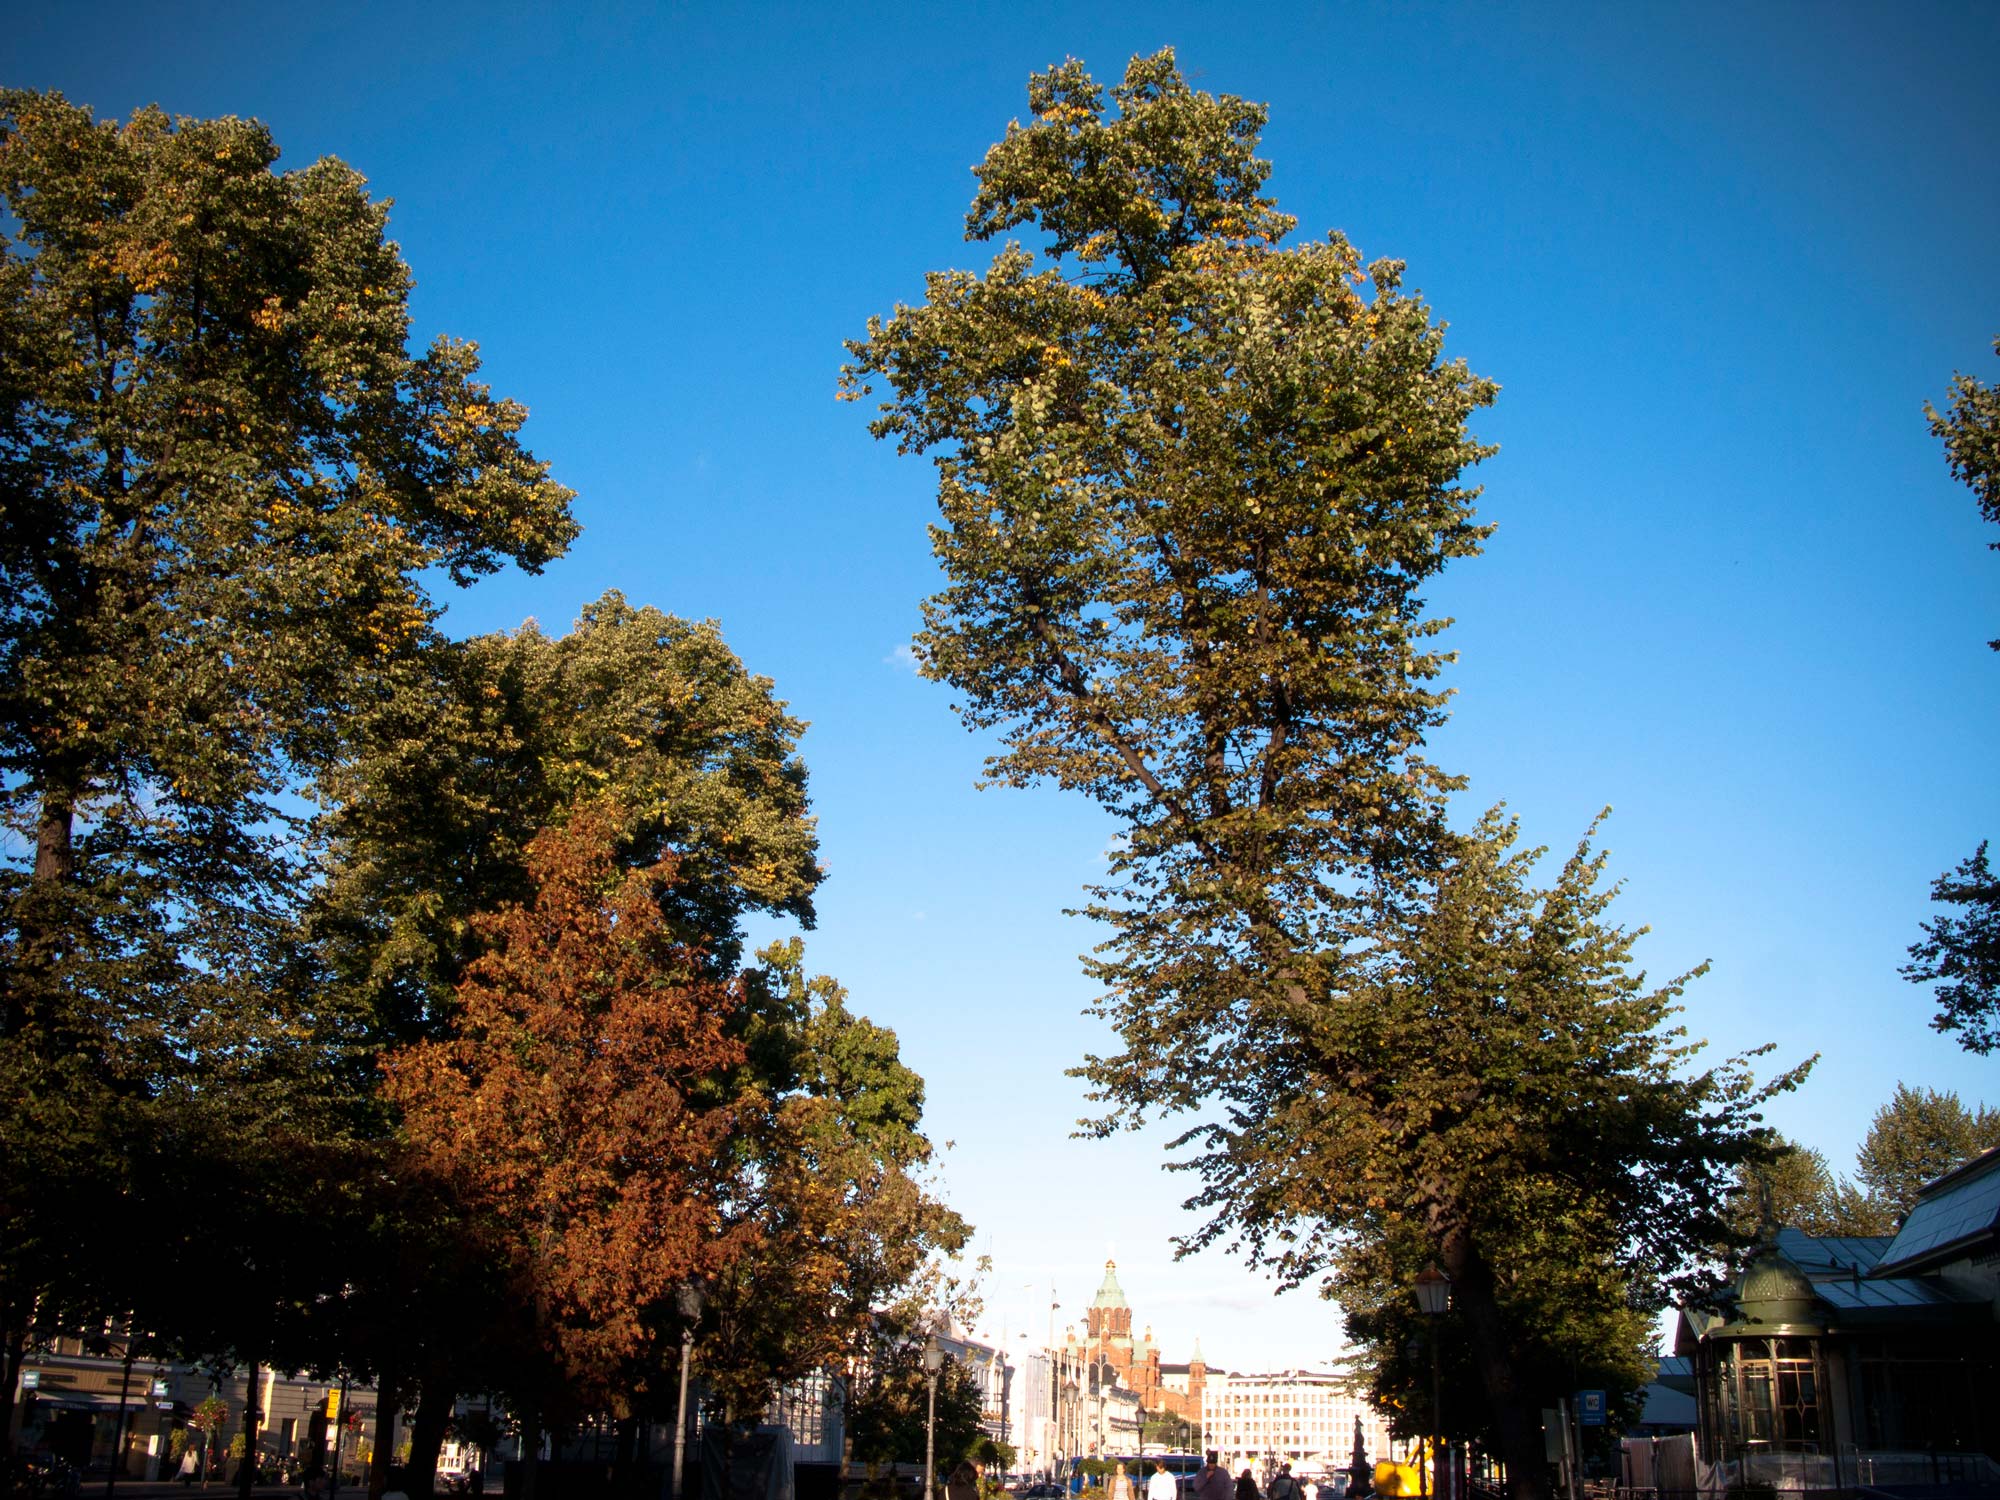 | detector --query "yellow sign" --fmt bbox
[327,1392,341,1420]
